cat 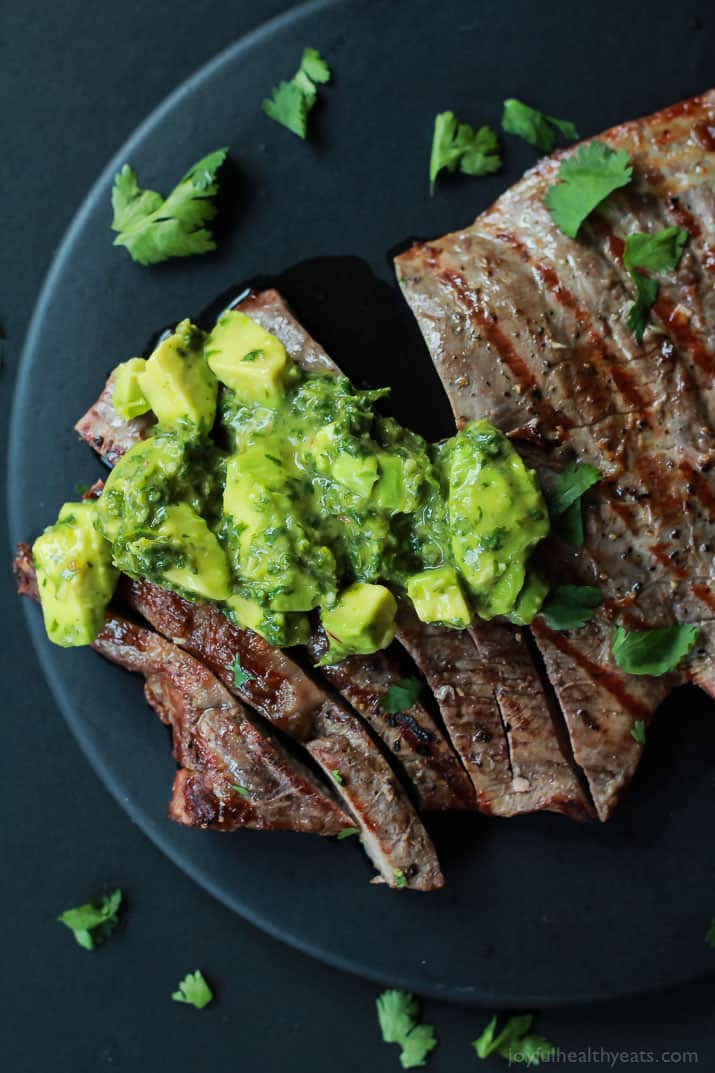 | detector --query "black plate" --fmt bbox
[9,0,715,1005]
